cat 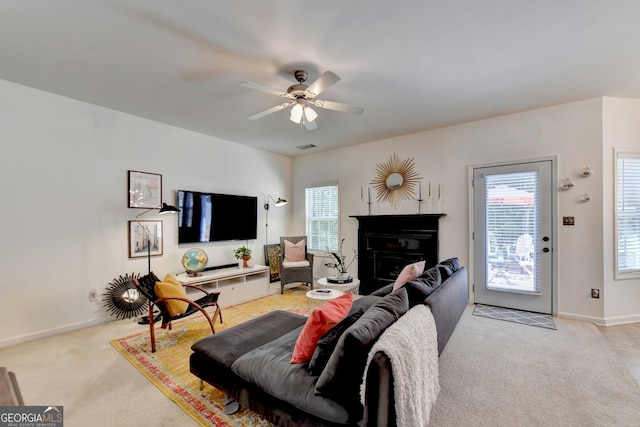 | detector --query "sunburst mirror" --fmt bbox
[370,153,422,208]
[103,273,148,320]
